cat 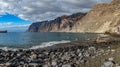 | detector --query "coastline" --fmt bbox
[0,36,120,67]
